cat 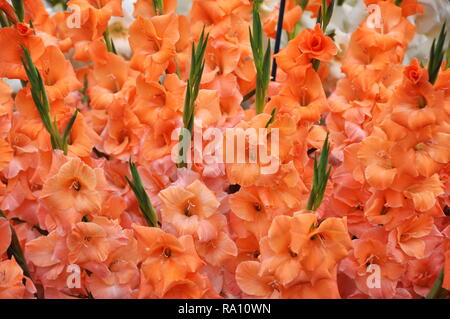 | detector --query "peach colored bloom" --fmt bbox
[40,157,102,213]
[159,180,219,239]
